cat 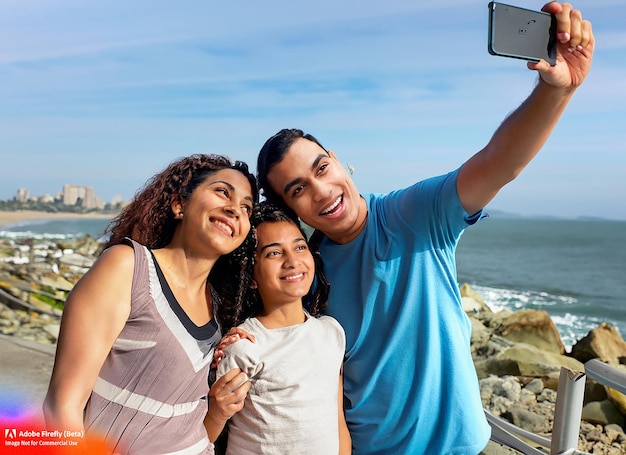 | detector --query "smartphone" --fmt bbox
[488,2,557,66]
